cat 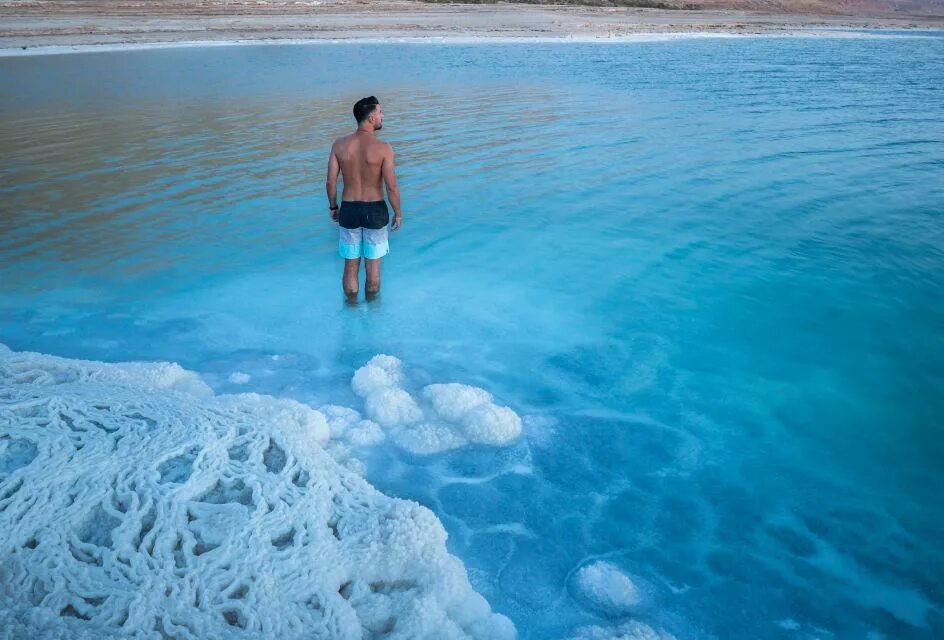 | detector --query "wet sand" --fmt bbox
[1,1,942,52]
